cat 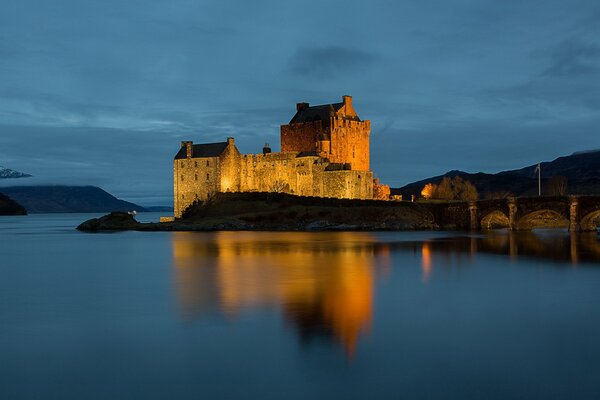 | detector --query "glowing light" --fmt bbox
[421,183,436,199]
[421,243,432,283]
[171,231,376,356]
